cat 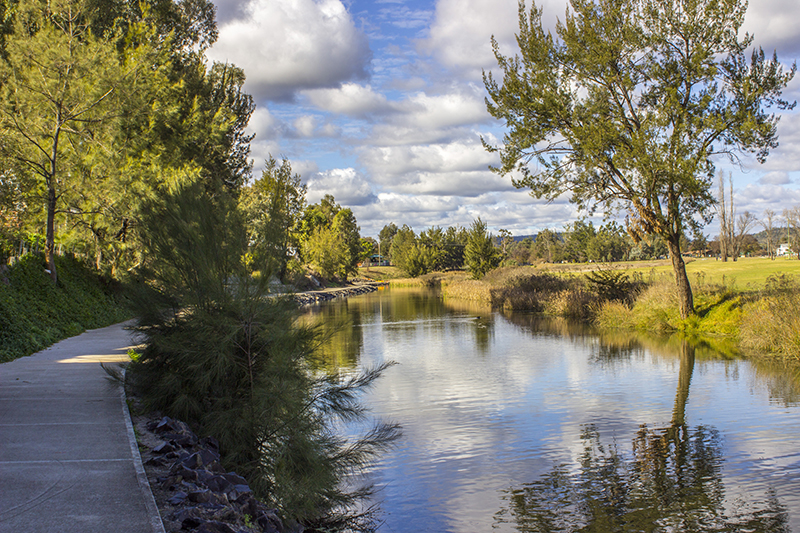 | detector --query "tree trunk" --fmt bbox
[671,339,695,427]
[667,235,693,318]
[45,185,58,283]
